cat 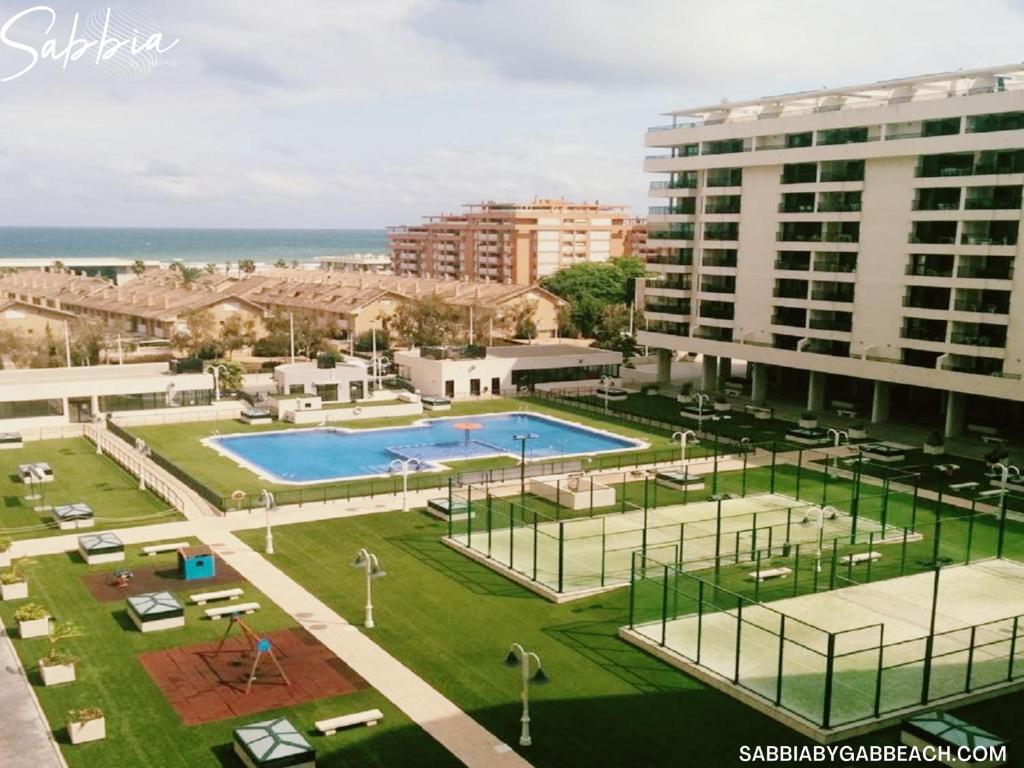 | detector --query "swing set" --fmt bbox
[215,613,291,694]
